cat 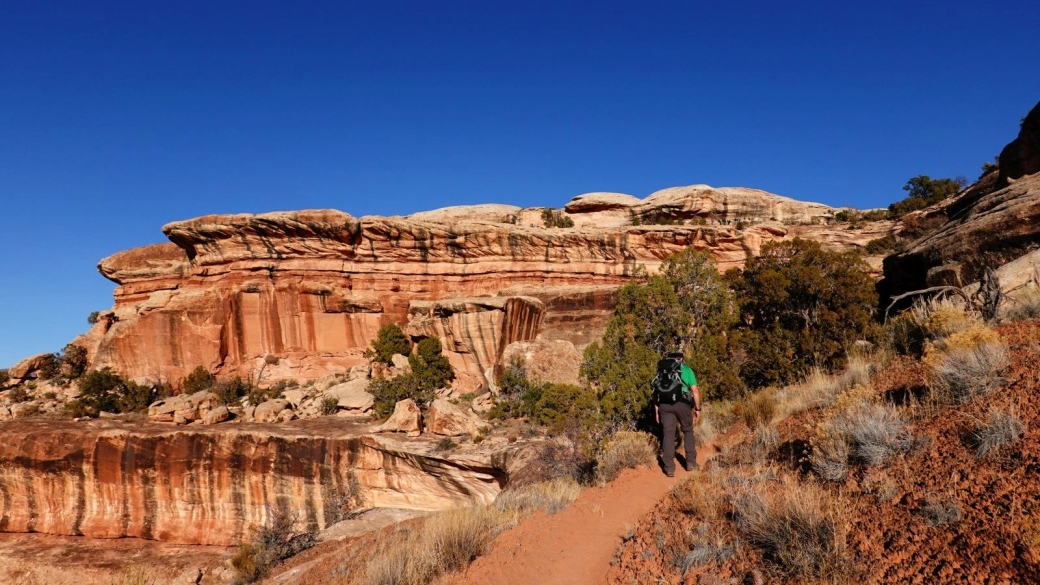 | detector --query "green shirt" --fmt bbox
[681,364,697,387]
